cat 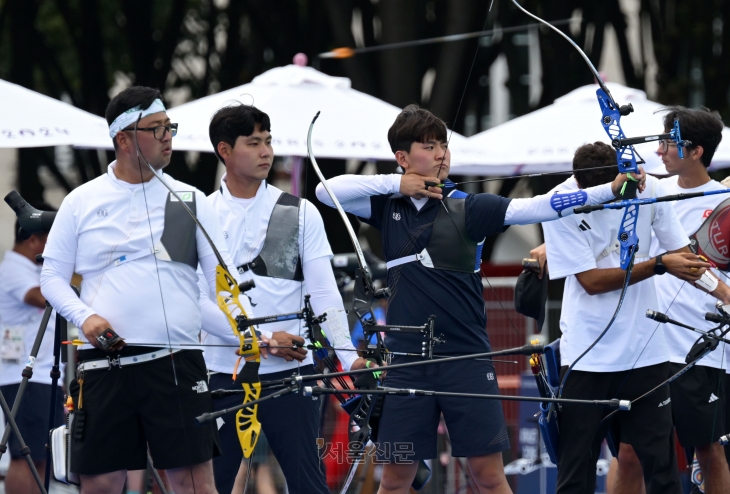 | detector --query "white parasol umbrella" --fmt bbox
[0,79,110,149]
[460,82,730,177]
[167,64,482,164]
